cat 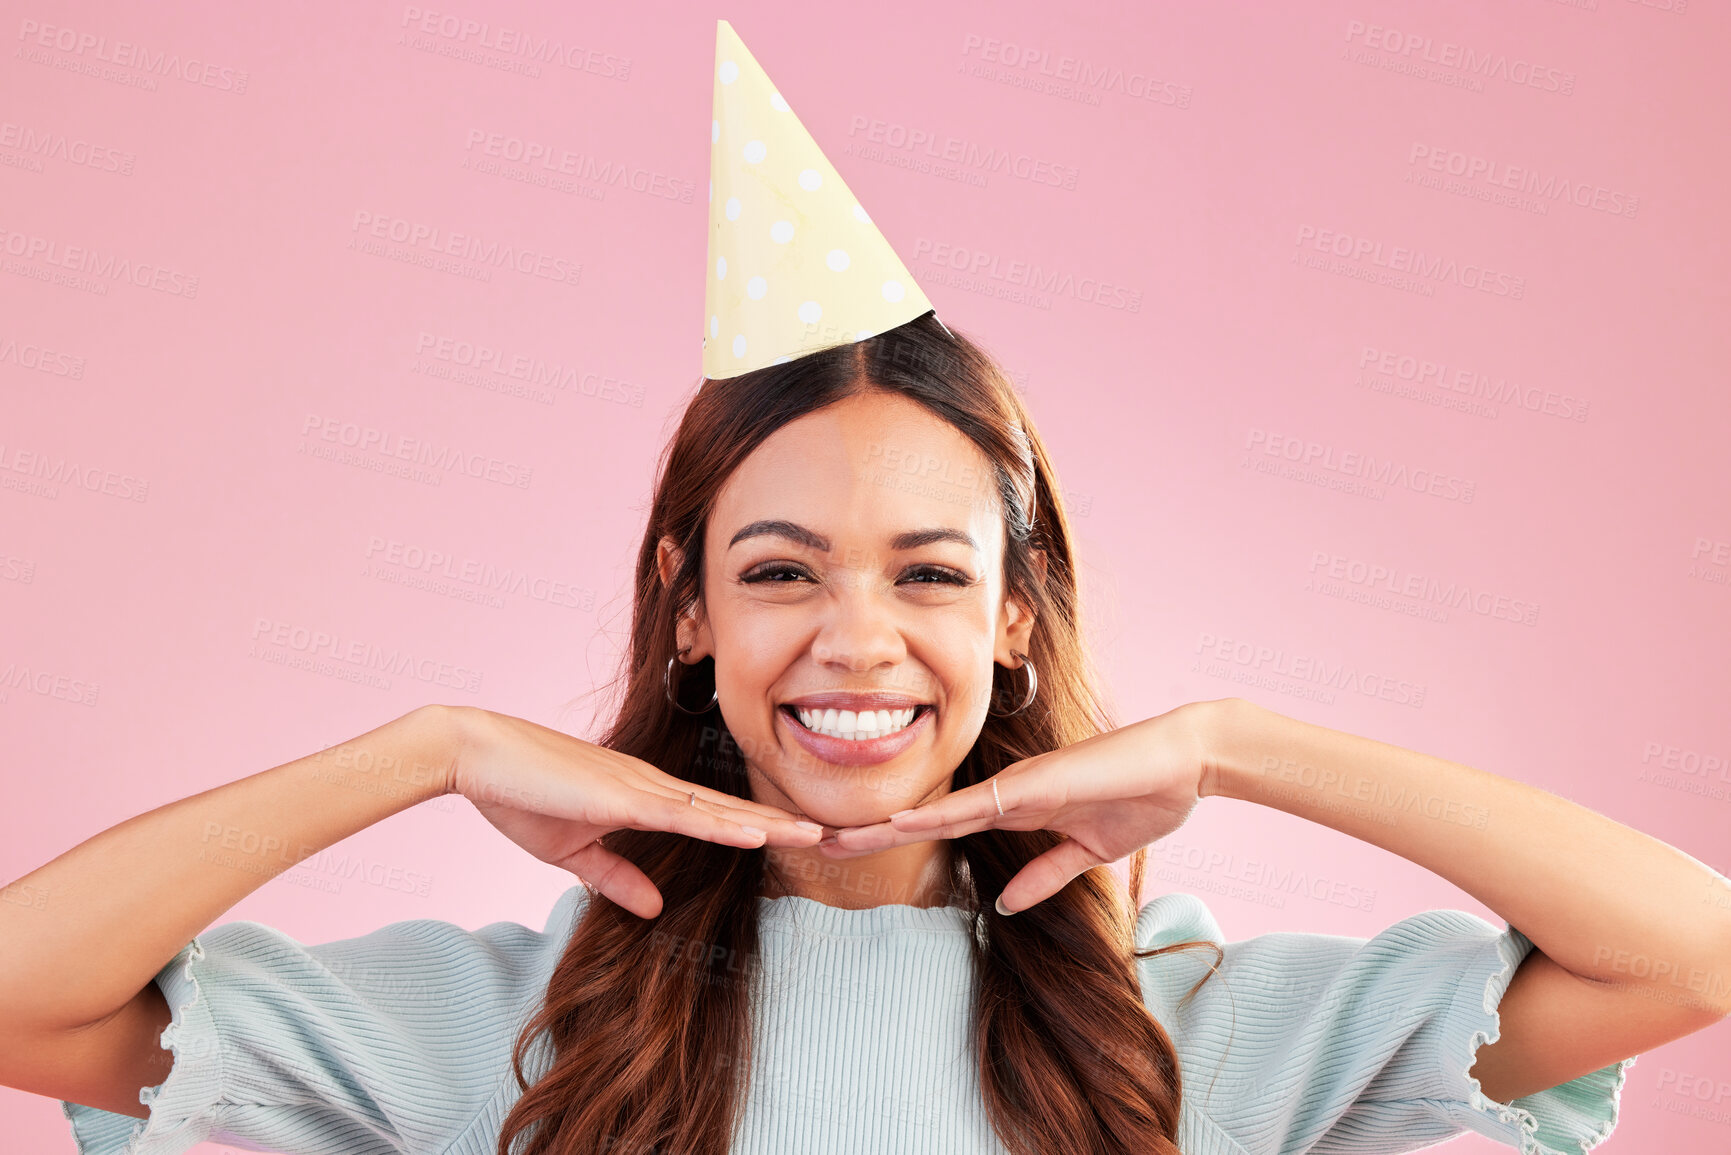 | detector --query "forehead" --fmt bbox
[710,391,1003,554]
